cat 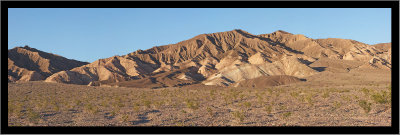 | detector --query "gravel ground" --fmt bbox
[8,80,391,126]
